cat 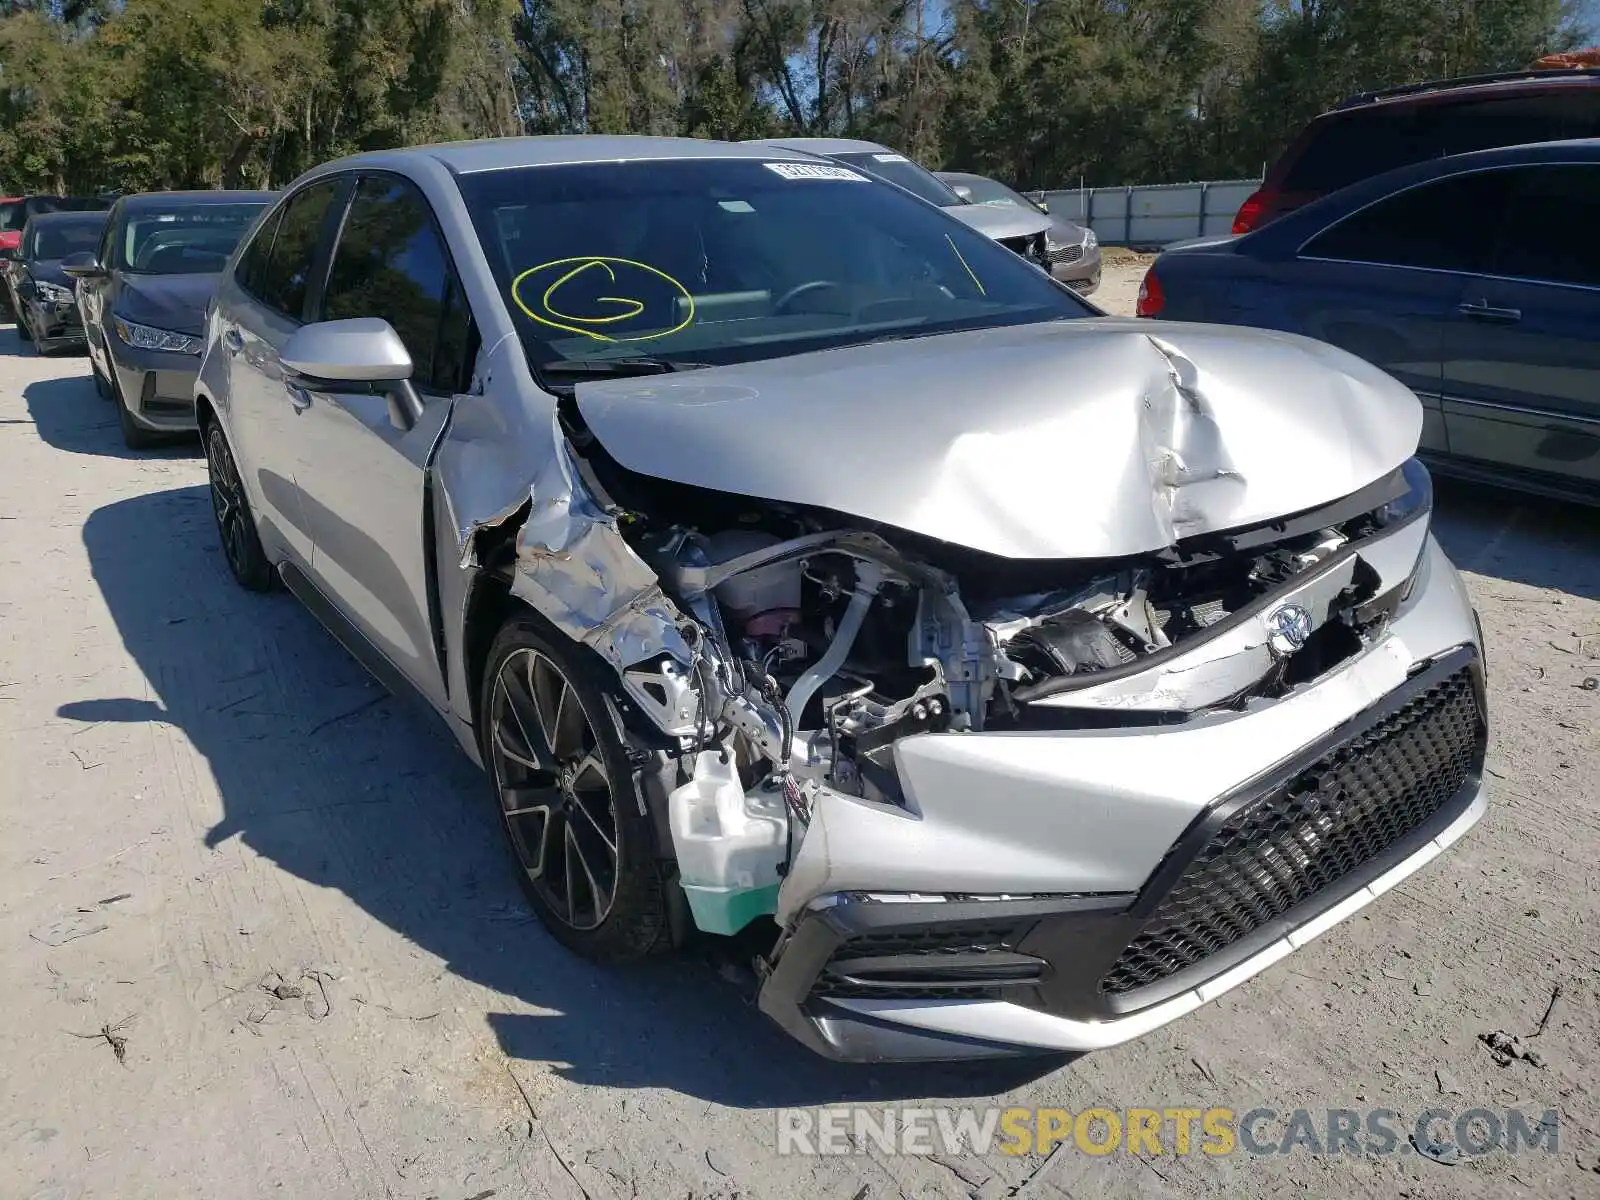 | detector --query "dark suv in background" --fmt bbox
[1233,66,1600,233]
